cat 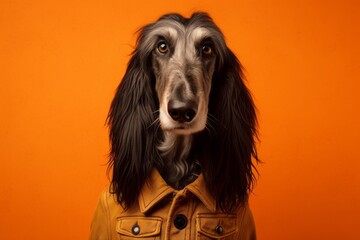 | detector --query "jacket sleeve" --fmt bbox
[237,205,257,240]
[89,190,111,240]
